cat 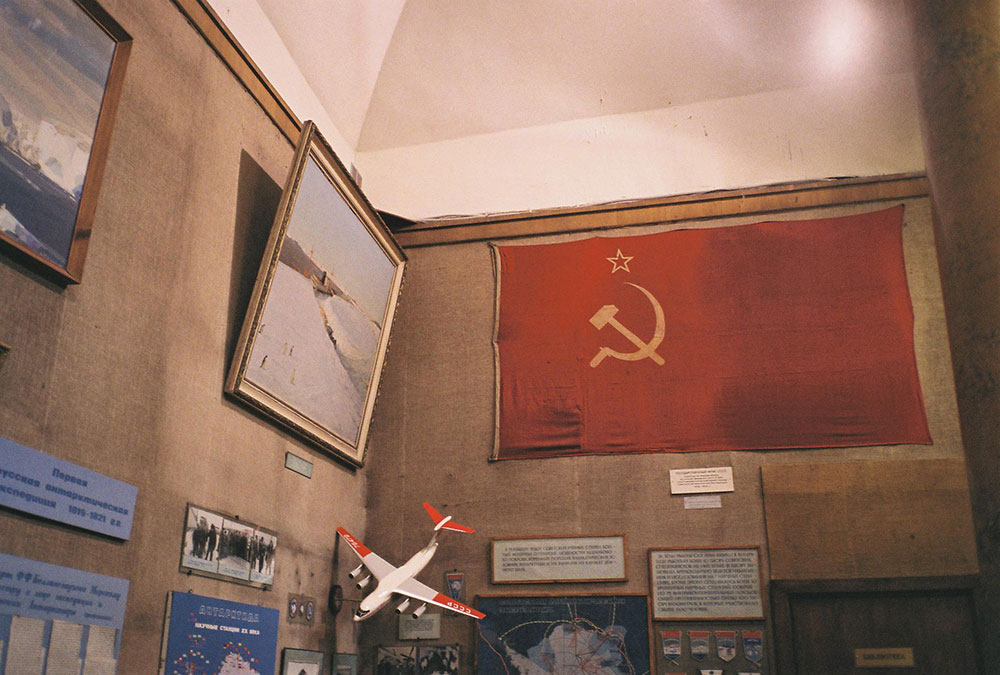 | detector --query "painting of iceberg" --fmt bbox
[228,122,405,466]
[0,0,129,281]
